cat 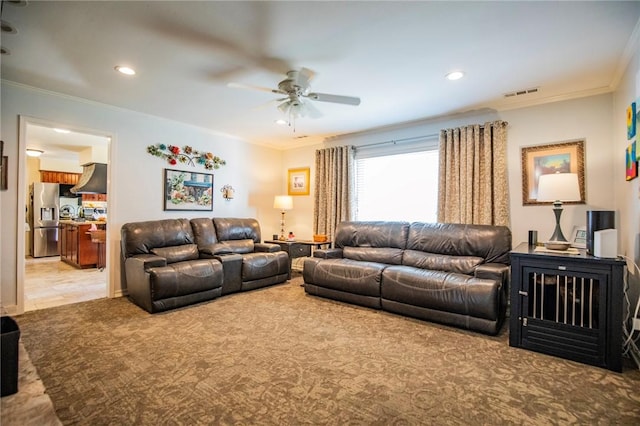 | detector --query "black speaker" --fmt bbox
[586,210,615,255]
